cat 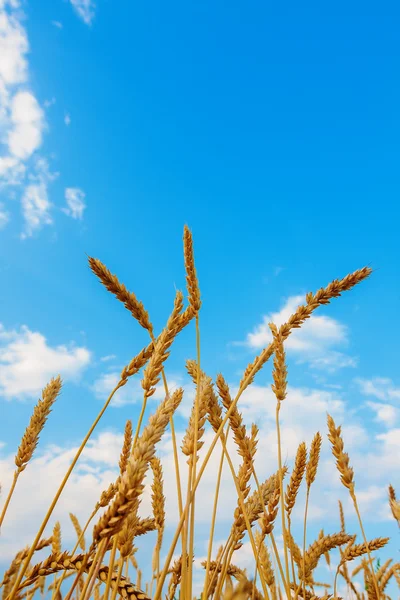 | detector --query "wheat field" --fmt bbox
[0,225,399,600]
